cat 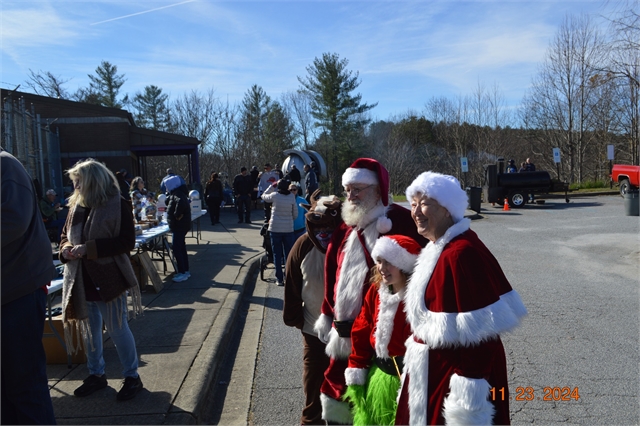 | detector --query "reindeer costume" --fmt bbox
[284,190,343,425]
